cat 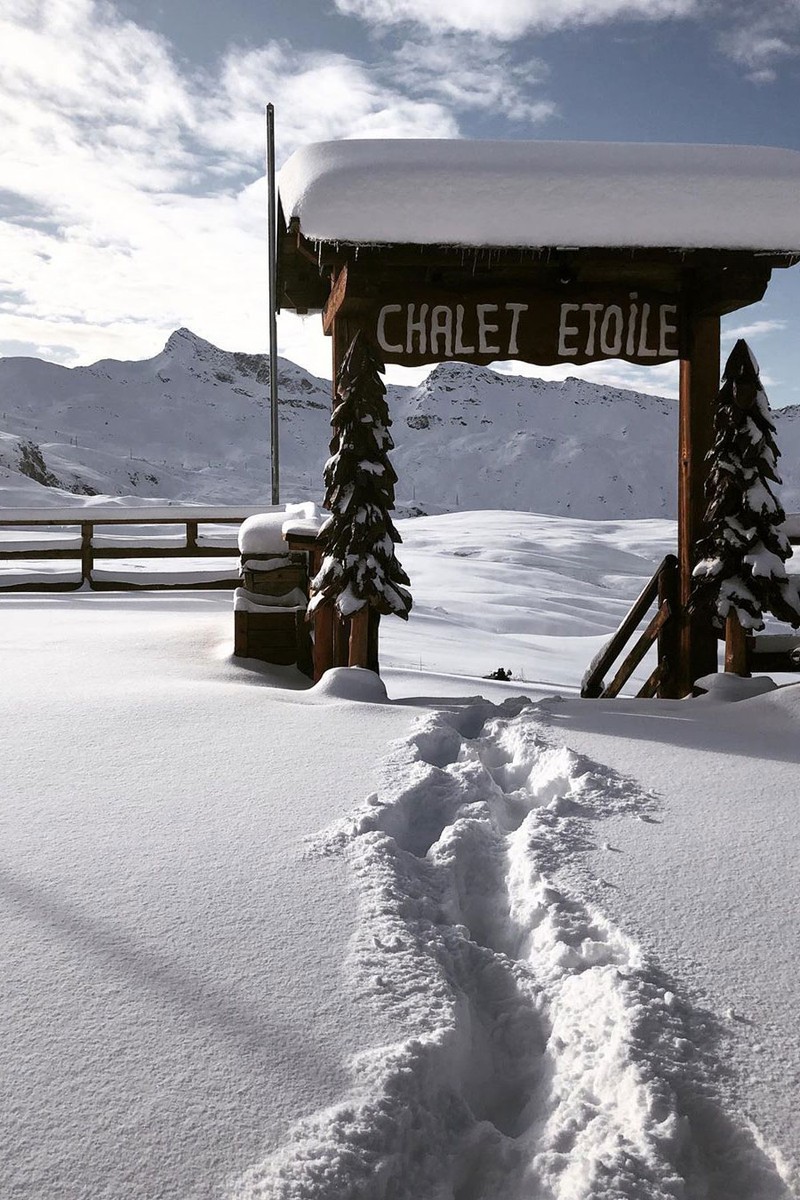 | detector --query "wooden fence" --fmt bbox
[0,505,276,591]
